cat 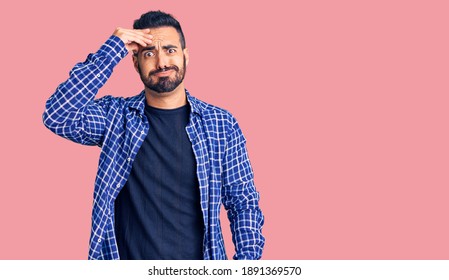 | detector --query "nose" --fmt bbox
[156,52,169,70]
